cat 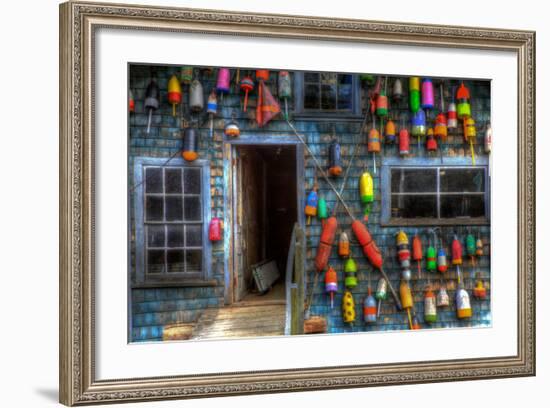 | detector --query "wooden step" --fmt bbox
[192,304,286,340]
